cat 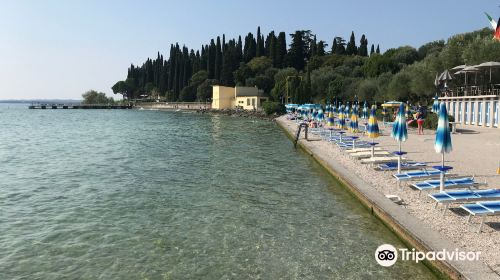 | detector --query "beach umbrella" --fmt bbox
[327,112,335,127]
[477,61,500,83]
[362,101,369,120]
[317,109,324,122]
[432,95,439,113]
[349,104,359,132]
[435,102,453,192]
[337,105,346,129]
[366,105,380,157]
[450,65,466,72]
[344,102,350,118]
[391,103,408,173]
